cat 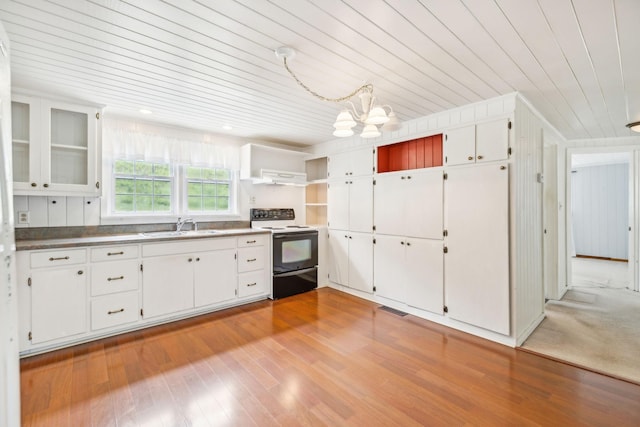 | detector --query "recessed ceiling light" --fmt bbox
[139,109,152,114]
[222,124,233,131]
